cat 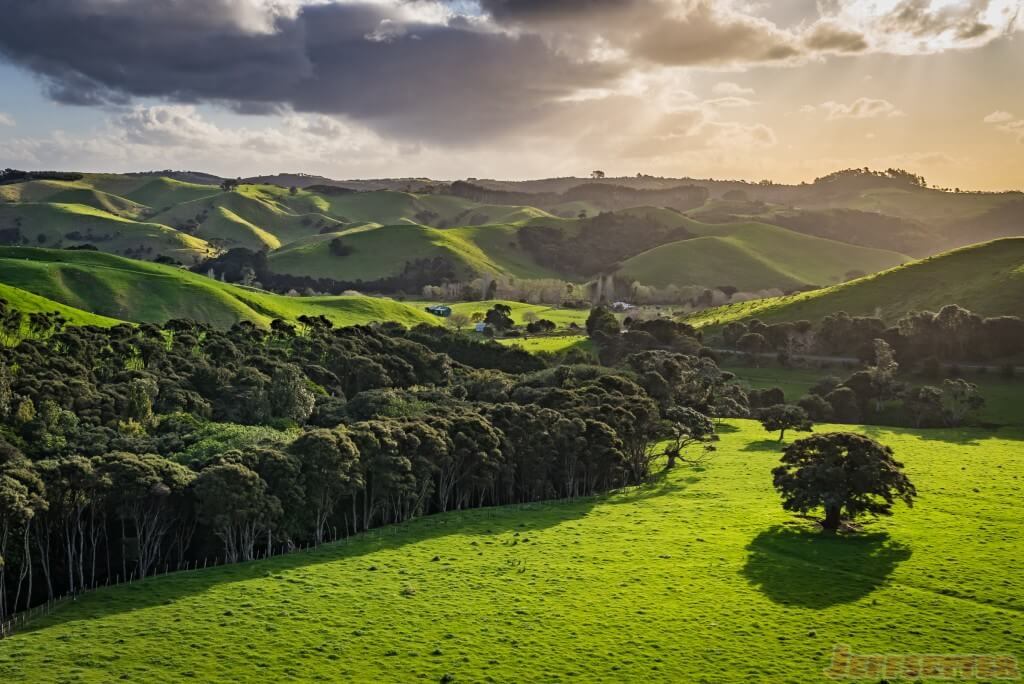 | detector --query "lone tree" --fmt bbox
[656,406,717,469]
[757,404,813,441]
[772,432,916,531]
[484,304,514,331]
